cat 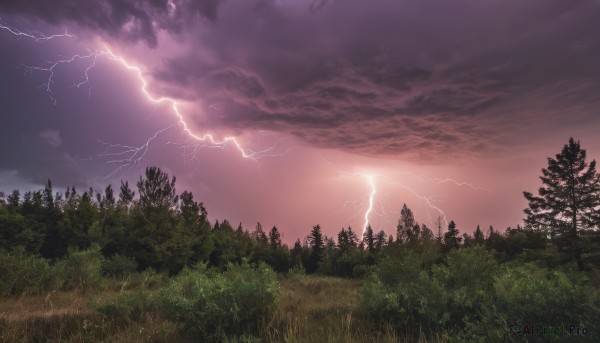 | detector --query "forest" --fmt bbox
[0,138,599,342]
